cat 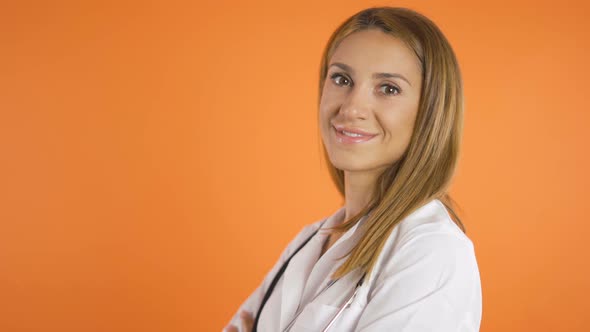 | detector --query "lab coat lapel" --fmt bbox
[278,207,346,330]
[299,211,368,307]
[278,225,323,330]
